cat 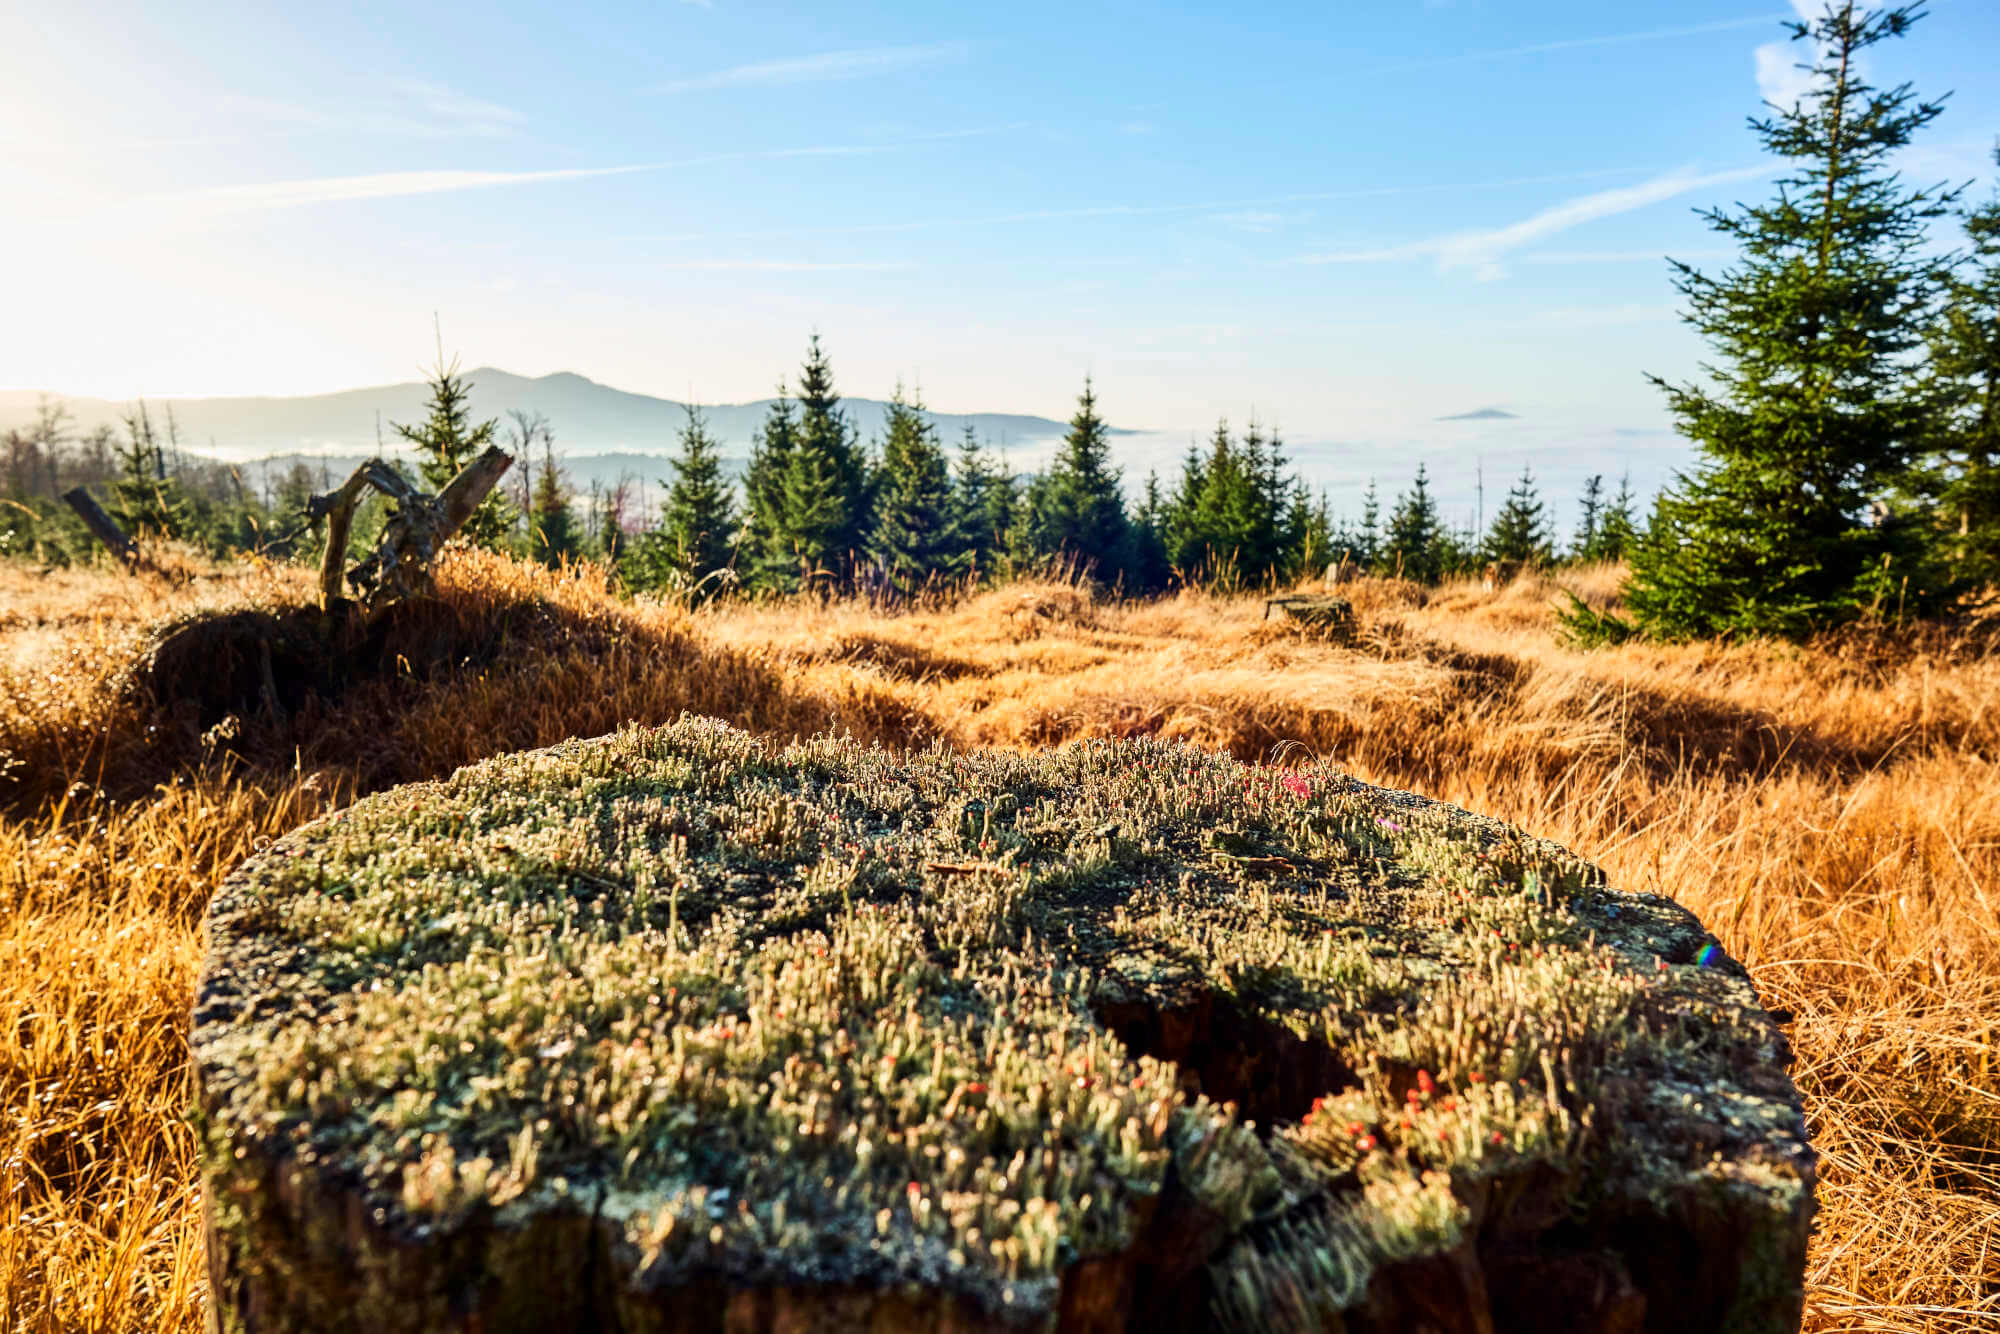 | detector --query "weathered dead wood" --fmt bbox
[1263,594,1356,639]
[60,487,142,568]
[308,447,511,611]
